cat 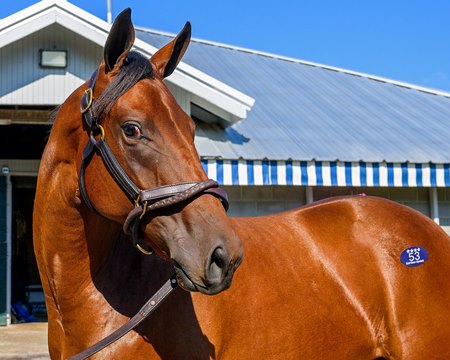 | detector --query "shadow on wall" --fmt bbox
[196,122,249,145]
